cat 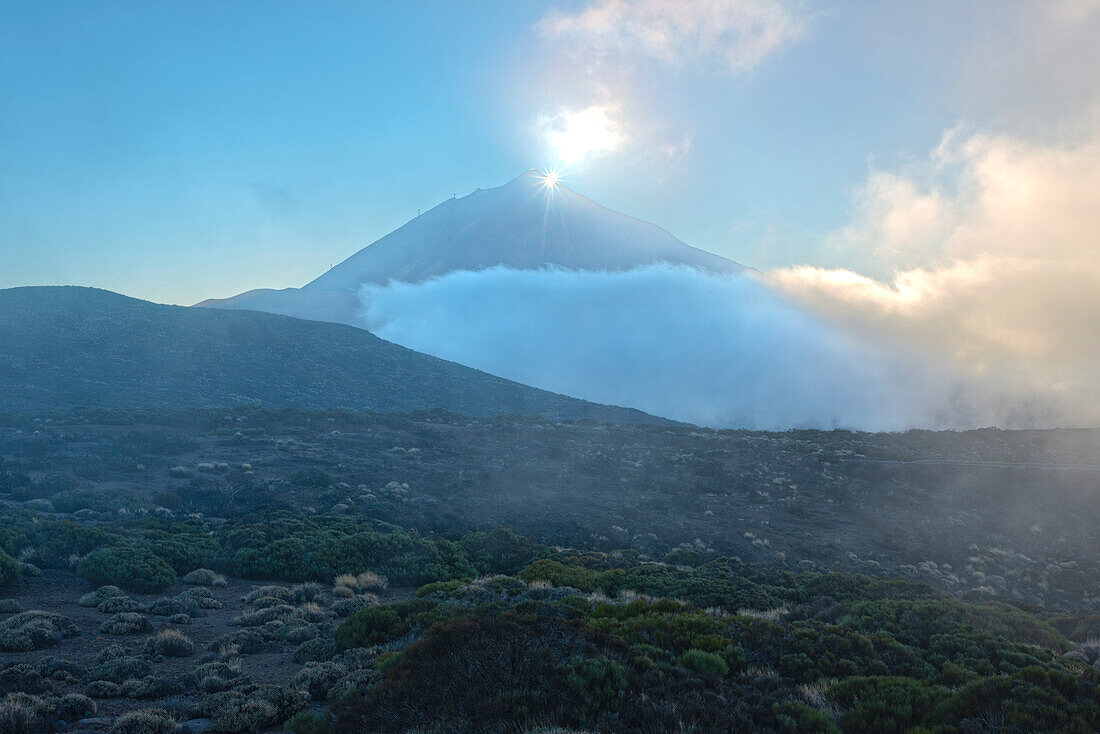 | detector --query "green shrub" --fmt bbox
[206,685,305,733]
[78,547,176,592]
[293,637,338,664]
[294,661,347,701]
[84,680,120,698]
[830,676,949,734]
[564,655,628,715]
[79,585,126,607]
[51,487,145,514]
[108,708,177,734]
[99,612,152,635]
[0,611,78,651]
[88,655,150,684]
[0,693,53,734]
[284,711,331,734]
[97,595,142,613]
[119,676,184,699]
[0,551,19,587]
[183,568,227,587]
[335,606,405,649]
[774,700,841,734]
[55,692,96,719]
[150,629,194,657]
[331,595,377,618]
[678,648,729,676]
